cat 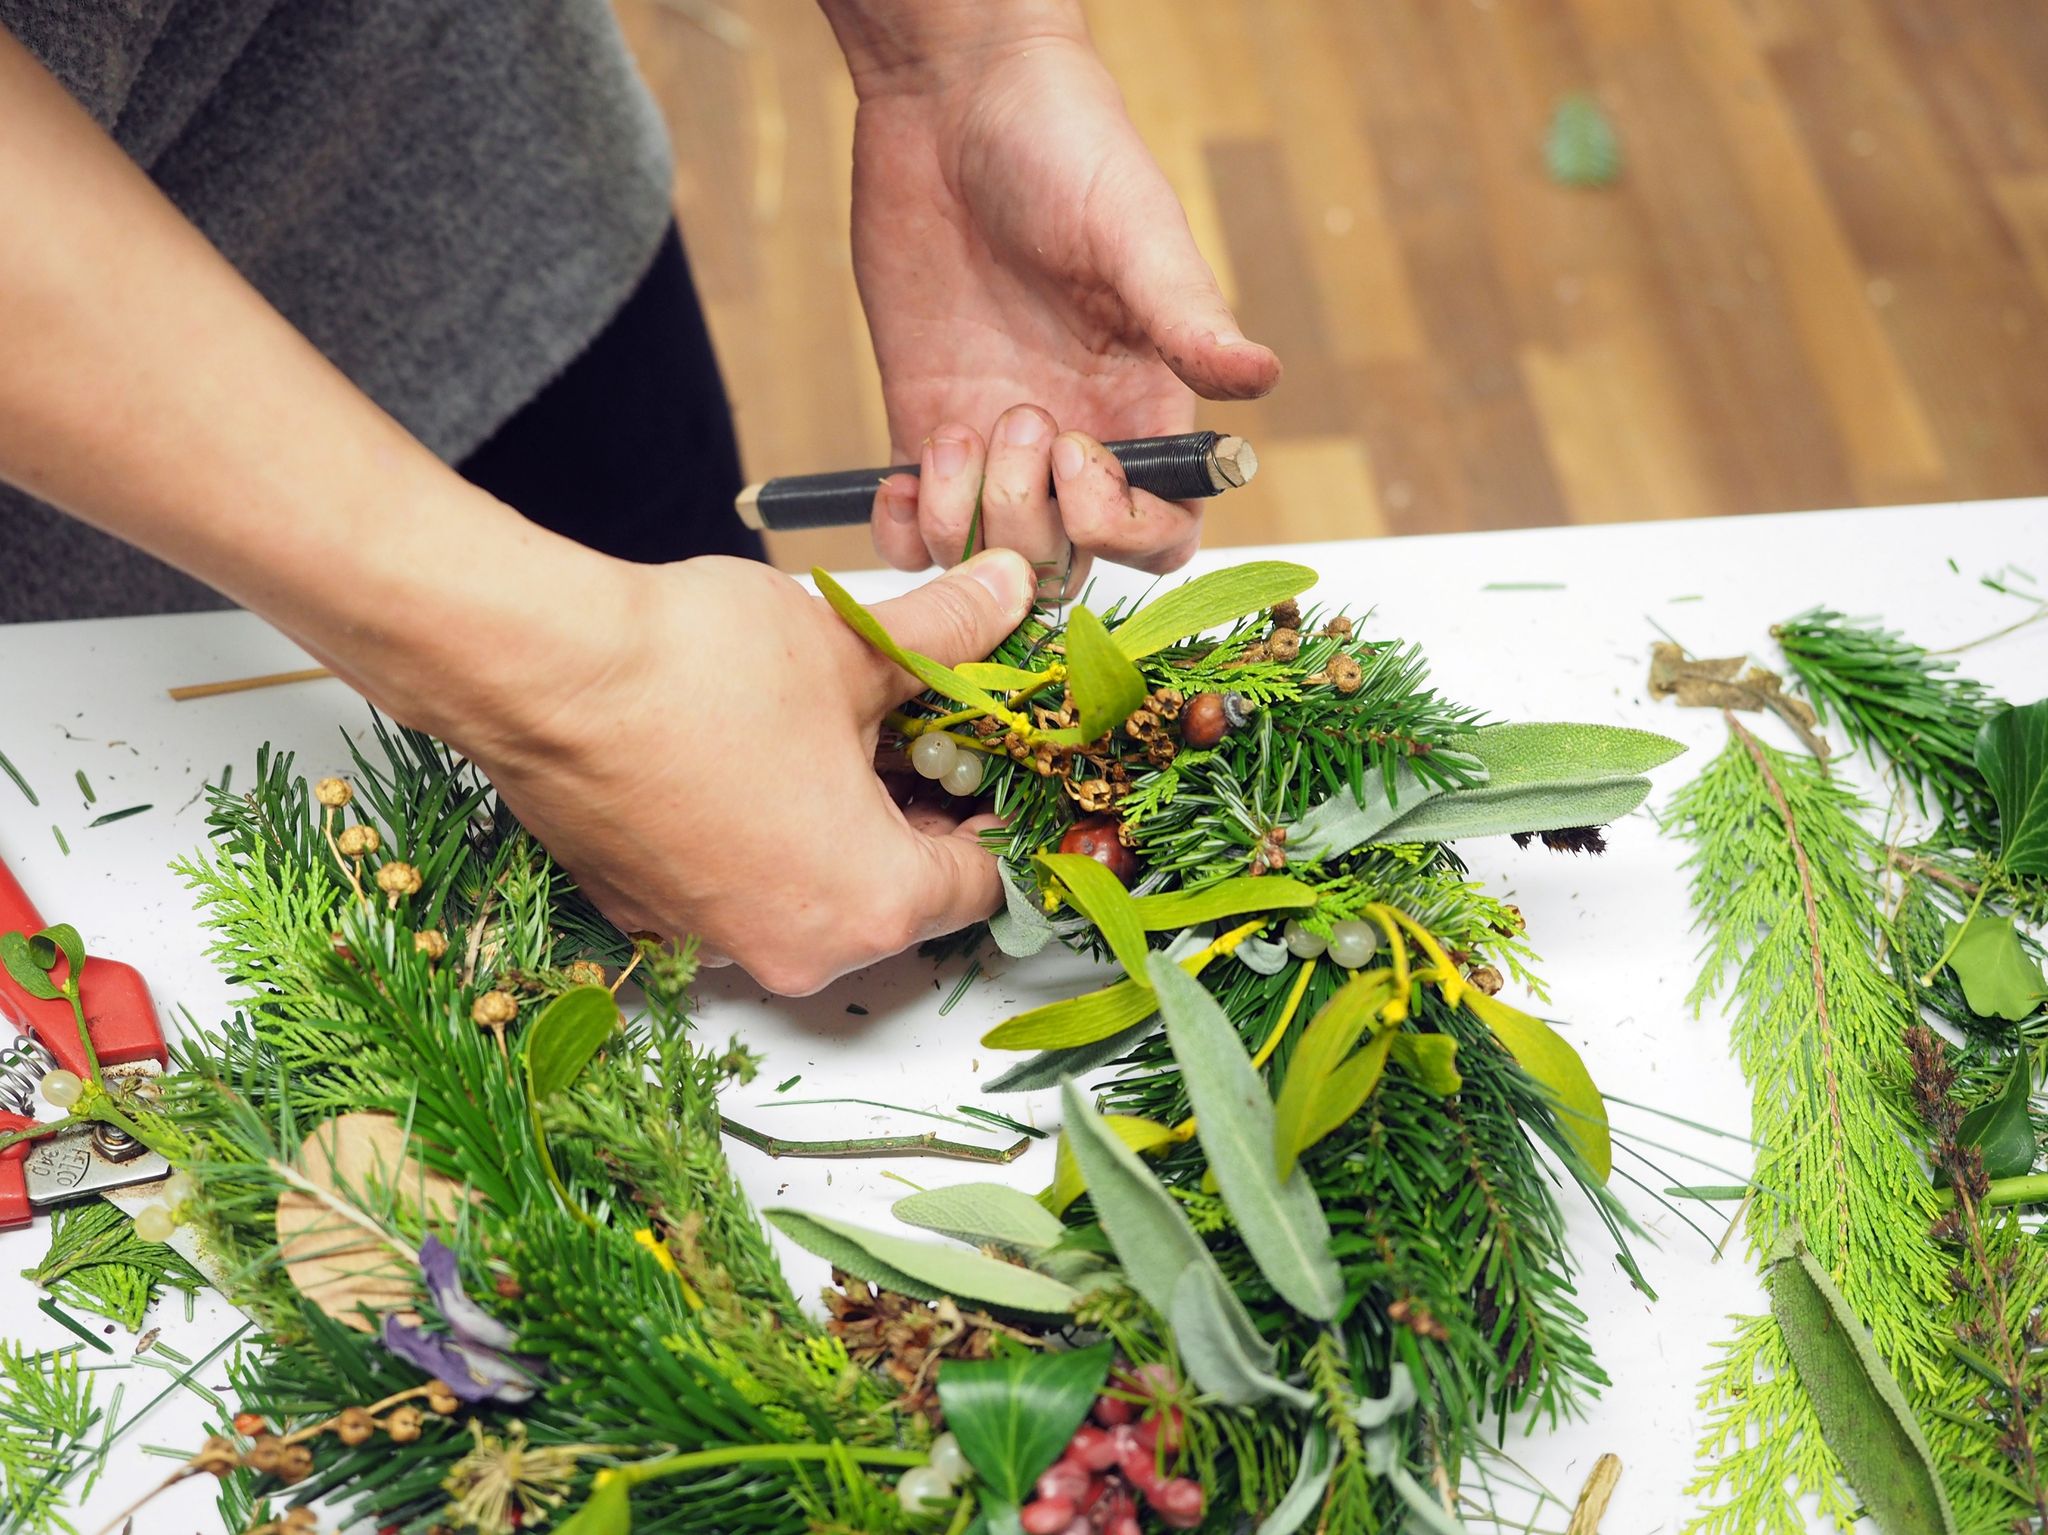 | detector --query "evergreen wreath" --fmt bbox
[1,561,1689,1535]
